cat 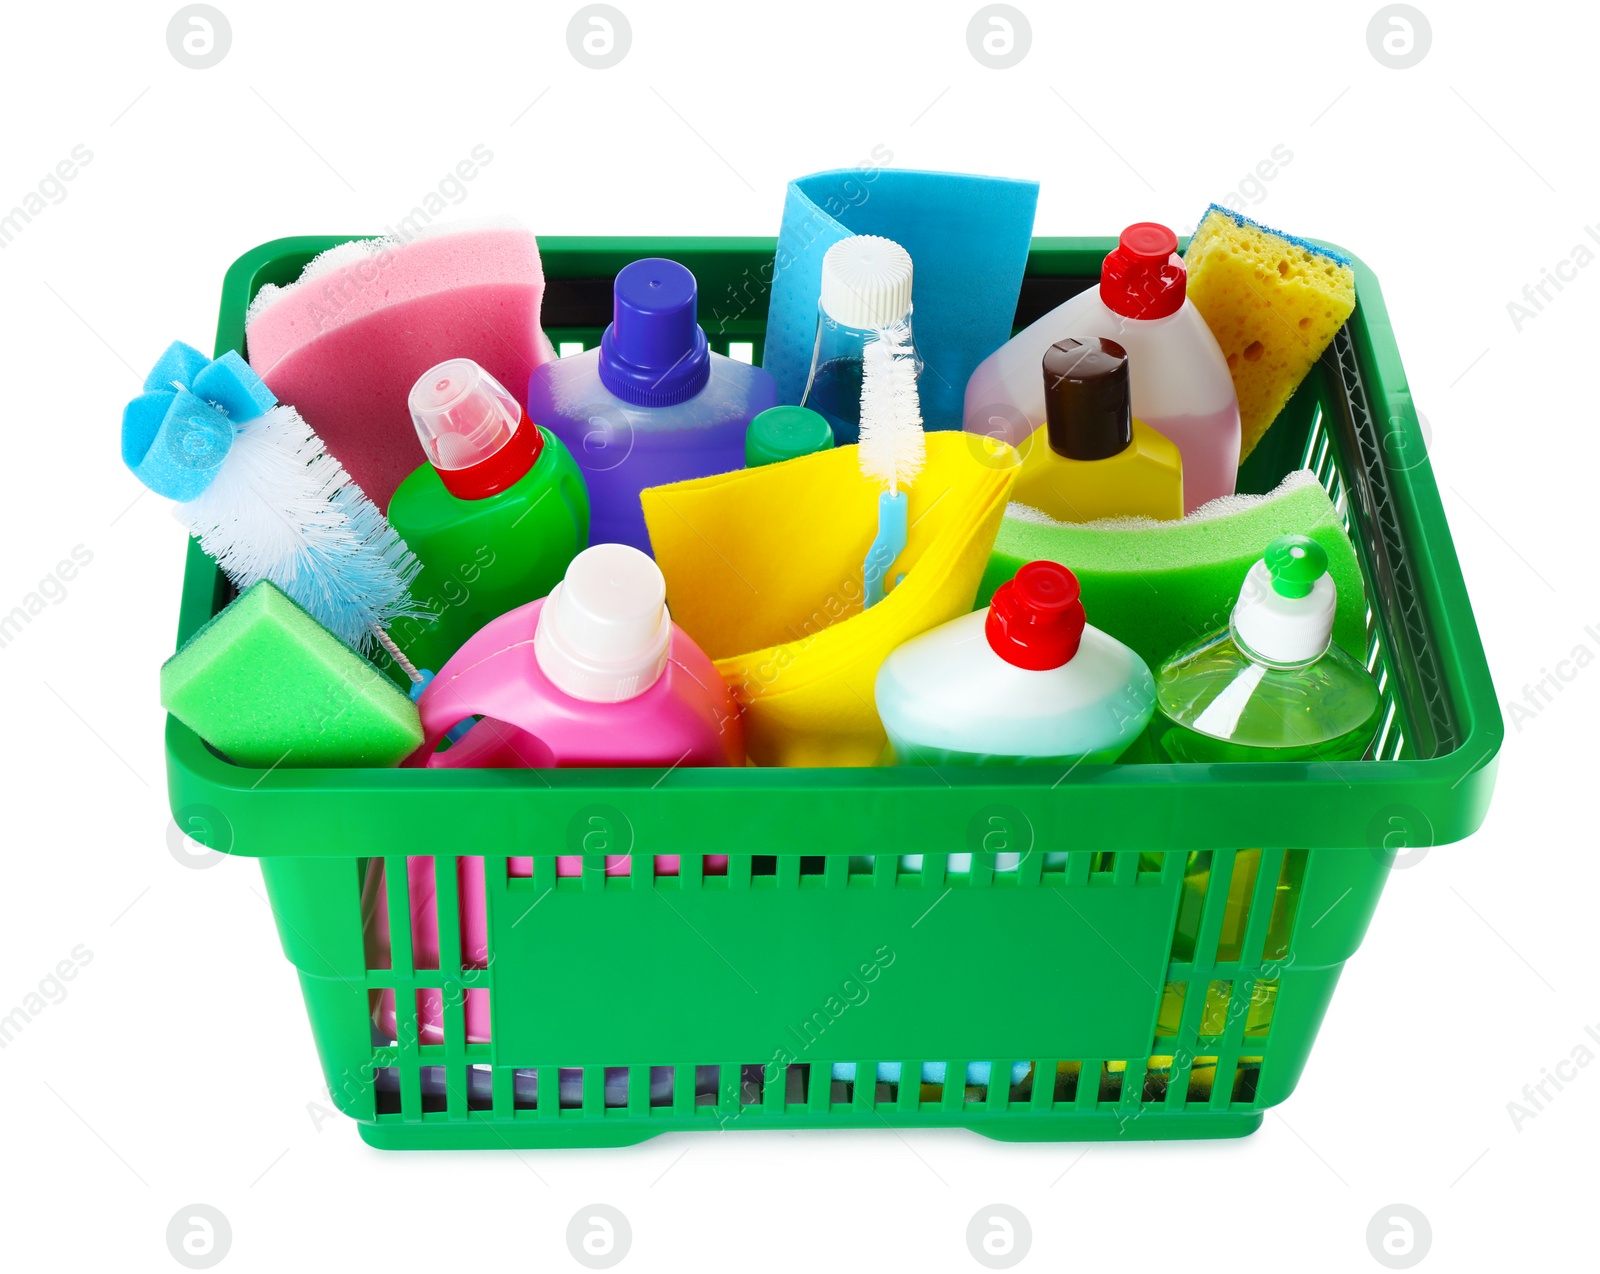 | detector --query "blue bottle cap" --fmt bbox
[597,258,711,407]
